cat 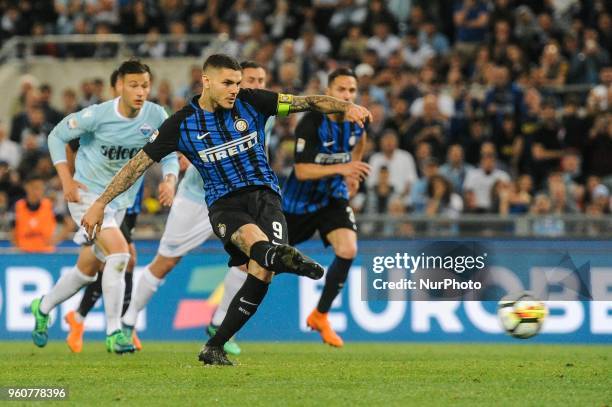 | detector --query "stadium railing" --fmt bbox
[102,213,612,239]
[0,34,216,62]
